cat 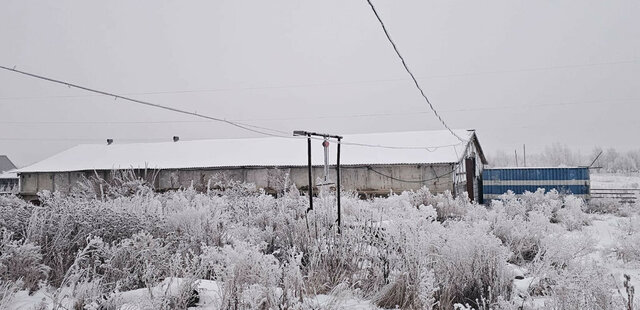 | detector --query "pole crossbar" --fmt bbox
[294,130,343,233]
